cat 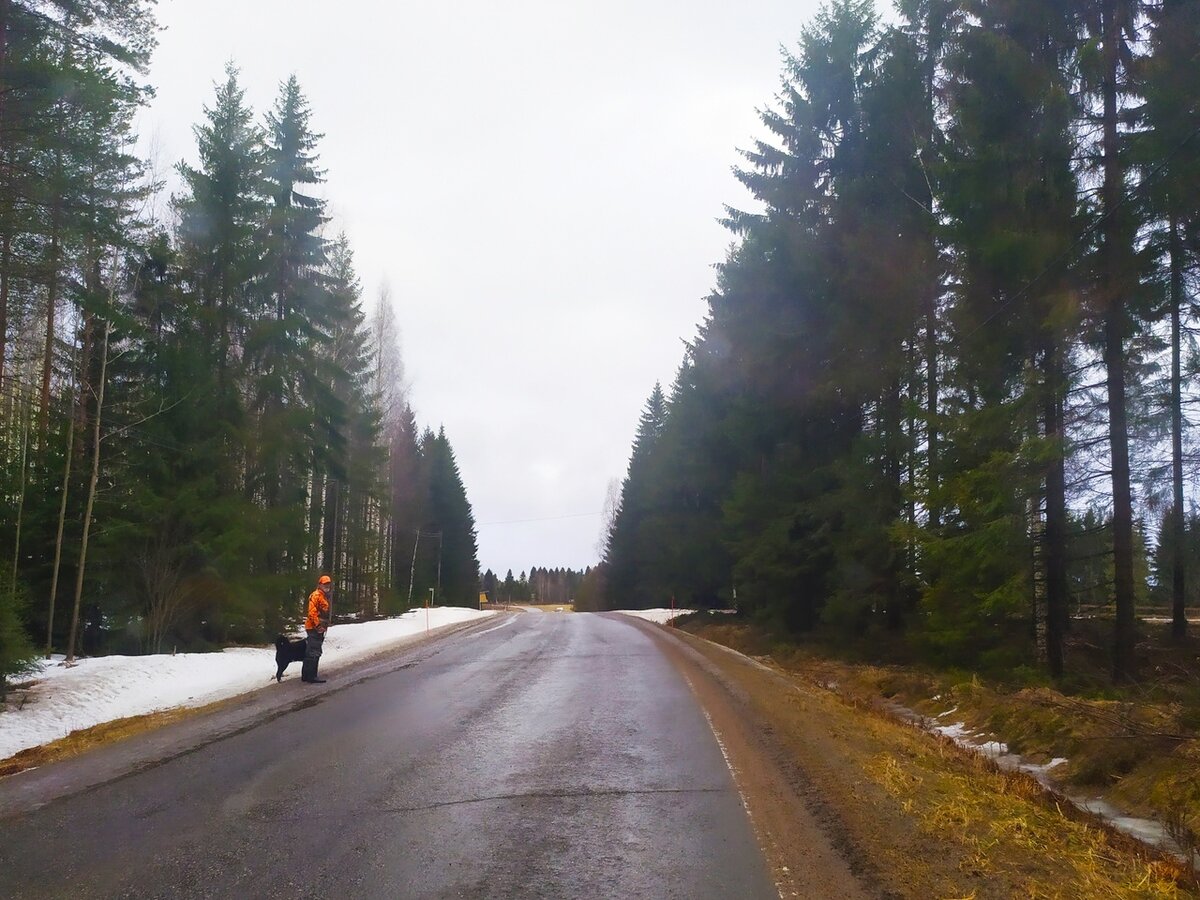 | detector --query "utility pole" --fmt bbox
[406,529,420,609]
